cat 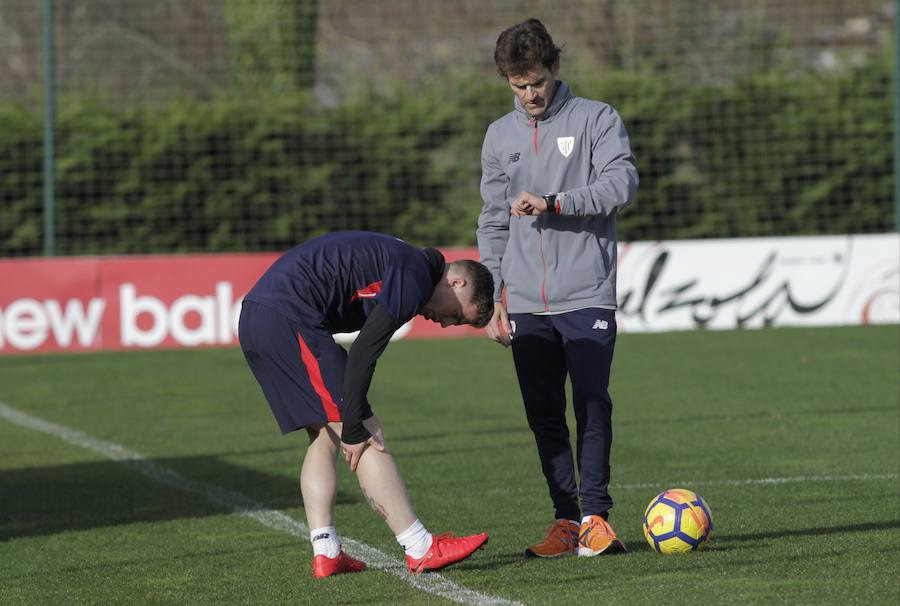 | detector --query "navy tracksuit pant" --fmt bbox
[510,308,617,521]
